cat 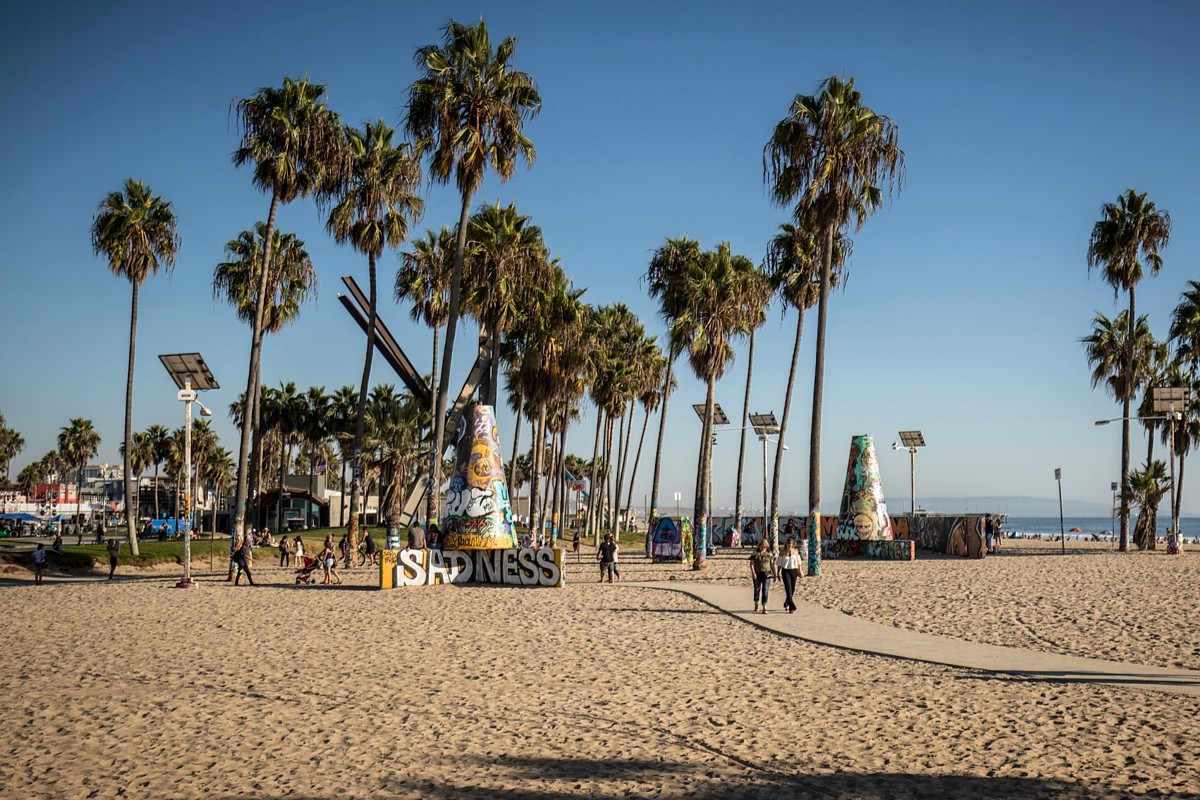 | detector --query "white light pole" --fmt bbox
[160,353,219,589]
[892,430,926,516]
[1096,401,1182,552]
